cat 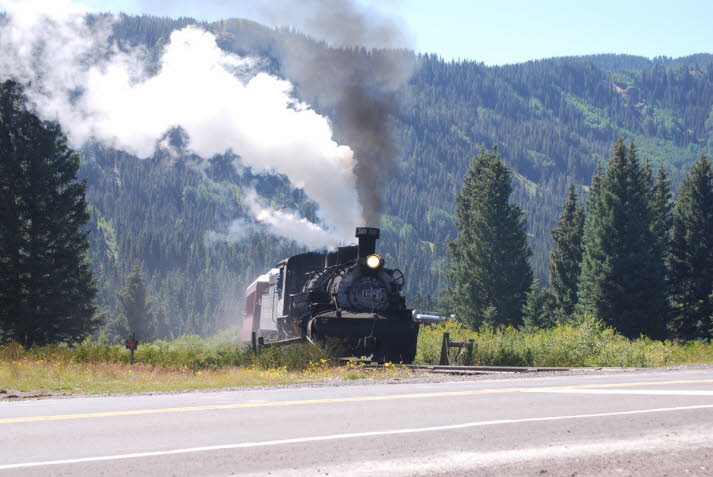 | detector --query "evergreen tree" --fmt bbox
[668,155,713,340]
[577,139,668,338]
[522,282,557,330]
[446,148,533,329]
[548,184,585,316]
[117,264,156,341]
[643,161,674,263]
[587,162,604,209]
[709,290,713,339]
[642,160,655,197]
[0,81,98,346]
[651,166,674,259]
